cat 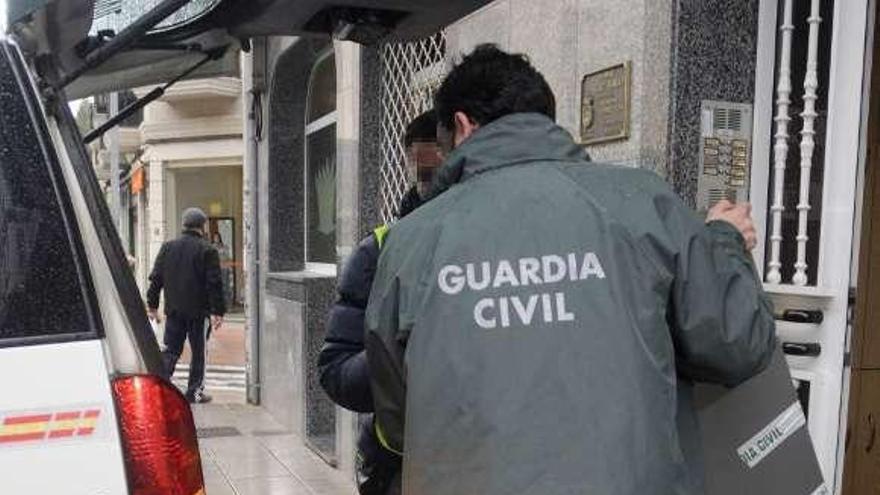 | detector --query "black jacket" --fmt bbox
[319,187,421,410]
[319,233,380,411]
[319,232,401,495]
[147,230,226,319]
